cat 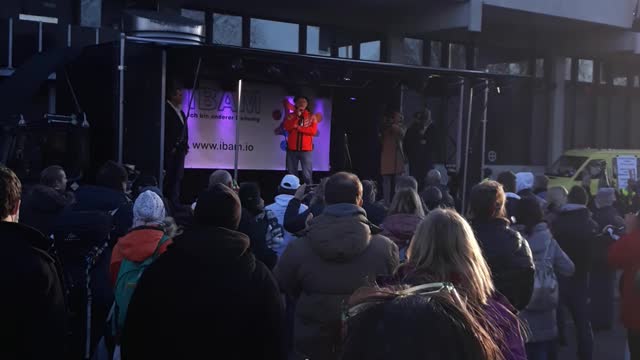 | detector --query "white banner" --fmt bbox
[616,155,638,190]
[182,81,332,171]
